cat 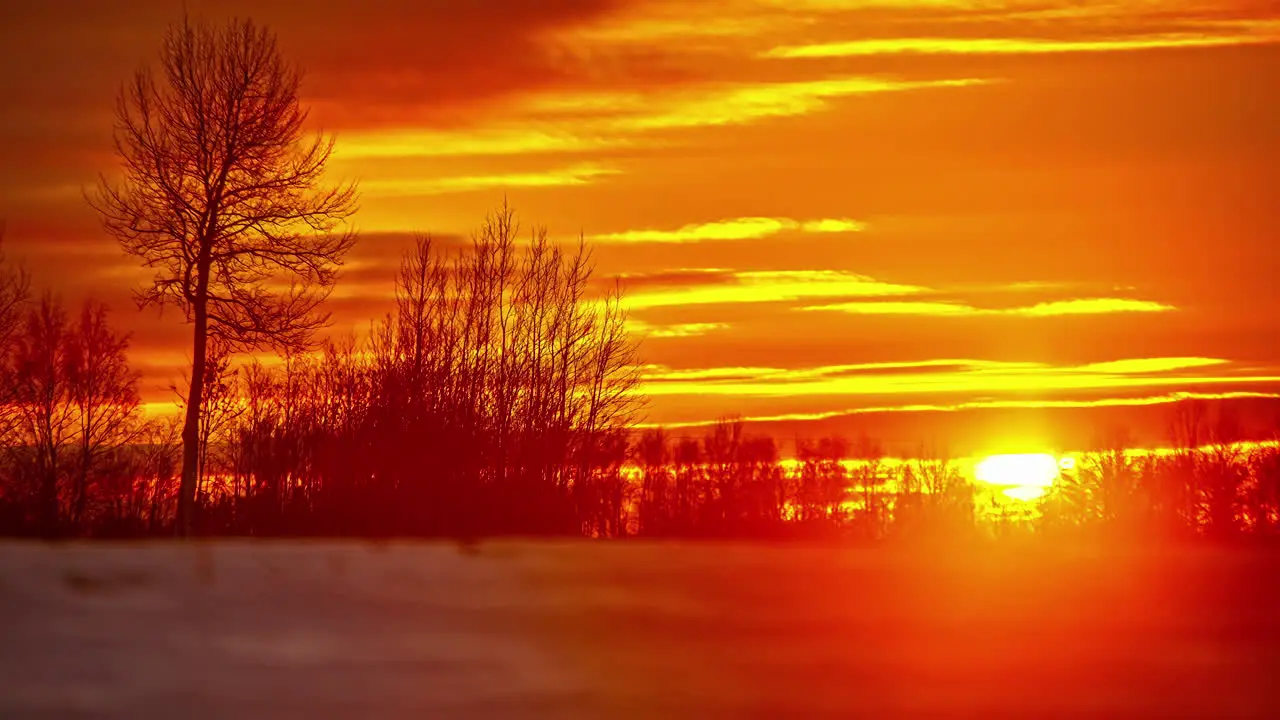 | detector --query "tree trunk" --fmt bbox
[38,402,59,539]
[177,293,209,537]
[38,464,58,539]
[72,409,94,529]
[73,441,89,529]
